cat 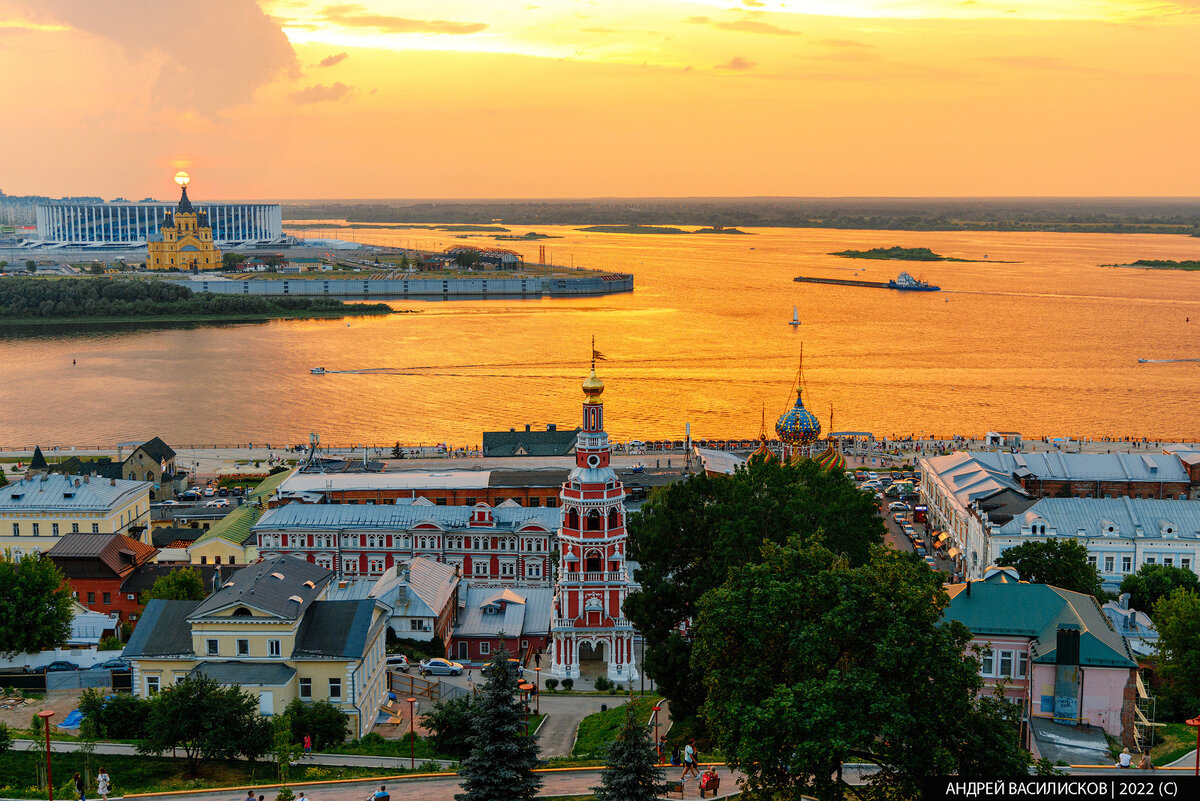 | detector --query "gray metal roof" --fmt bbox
[992,497,1200,541]
[190,661,297,686]
[293,599,382,658]
[482,427,580,457]
[123,599,199,658]
[188,554,333,621]
[454,585,553,638]
[934,450,1188,484]
[0,473,150,512]
[368,558,459,619]
[253,501,561,532]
